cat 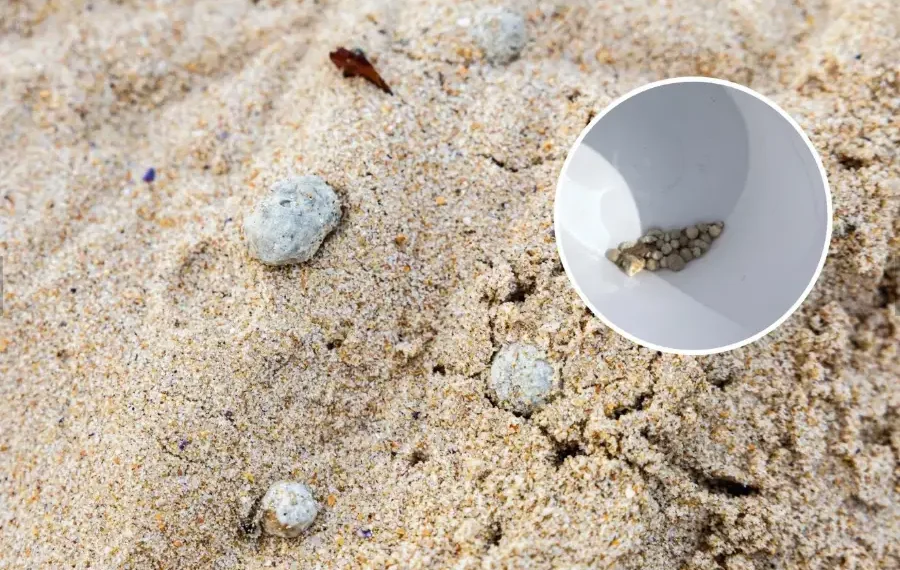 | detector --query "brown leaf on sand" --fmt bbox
[329,47,393,95]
